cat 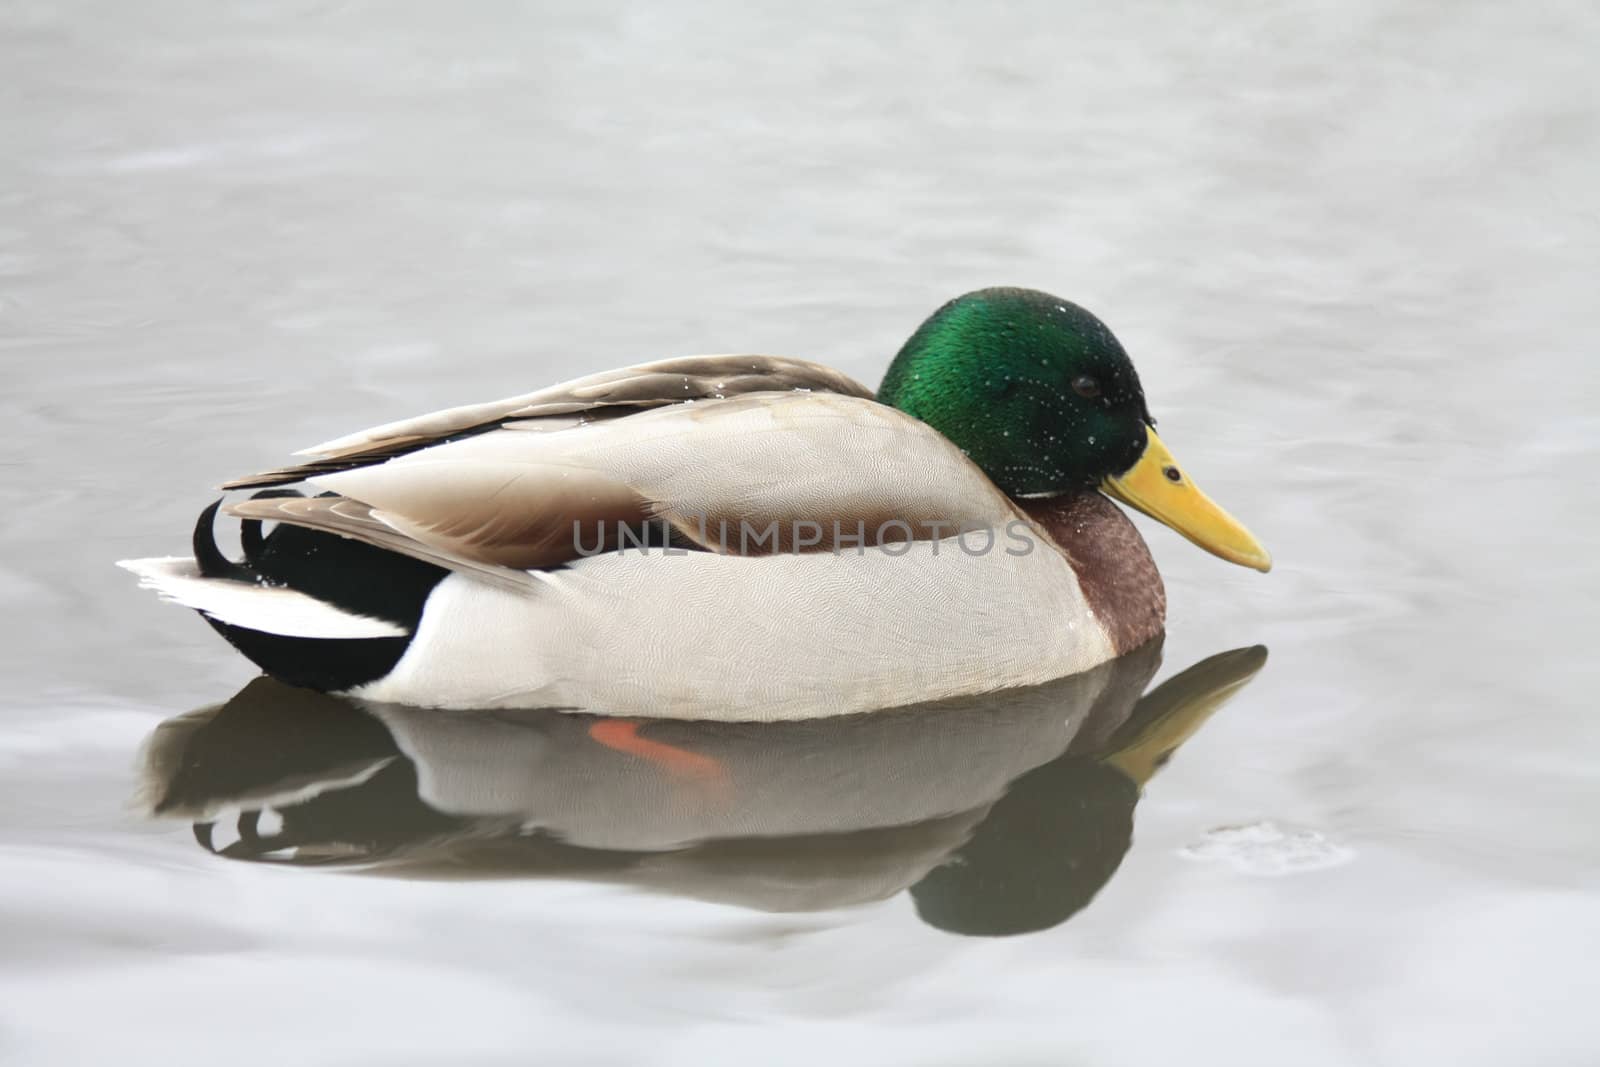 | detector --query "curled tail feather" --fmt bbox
[121,495,451,691]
